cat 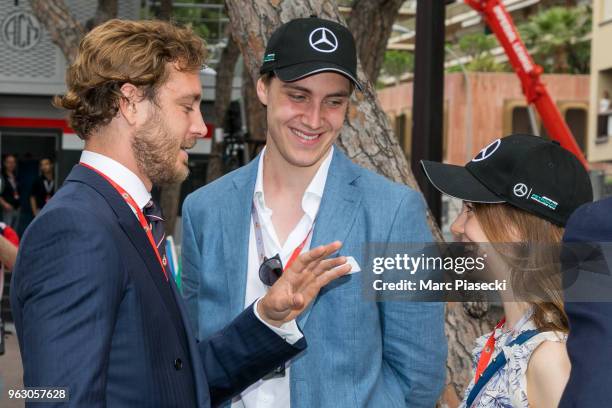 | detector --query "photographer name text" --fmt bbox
[372,279,507,292]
